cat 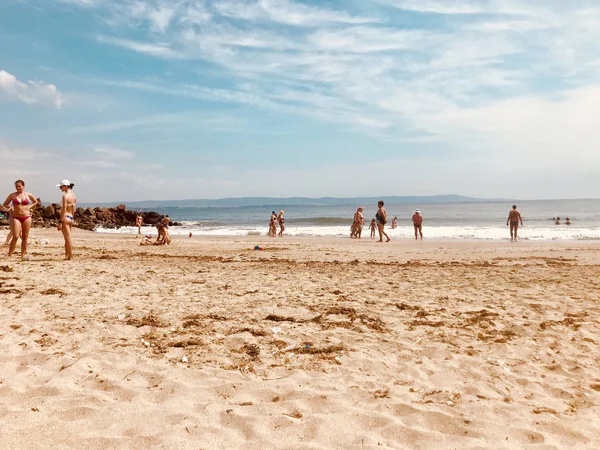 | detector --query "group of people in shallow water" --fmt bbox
[352,201,424,241]
[1,179,76,261]
[552,217,571,225]
[268,210,285,237]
